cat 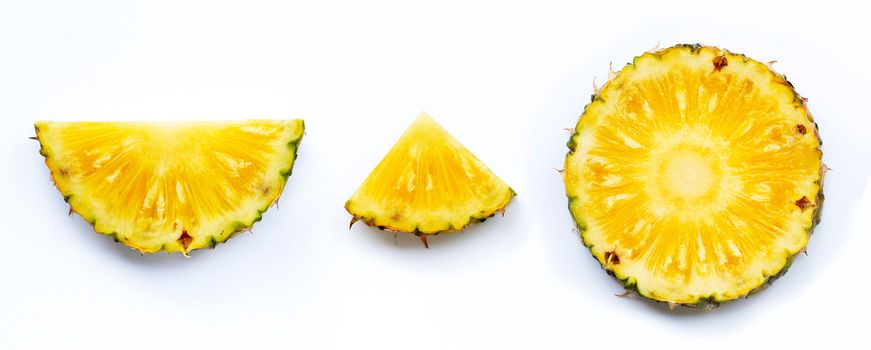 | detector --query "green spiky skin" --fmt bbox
[346,188,516,238]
